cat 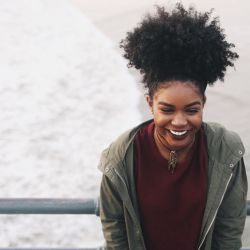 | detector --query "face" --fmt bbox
[147,81,204,152]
